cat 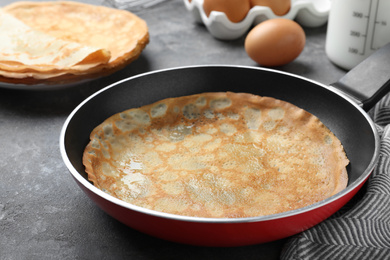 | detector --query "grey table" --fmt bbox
[0,0,346,259]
